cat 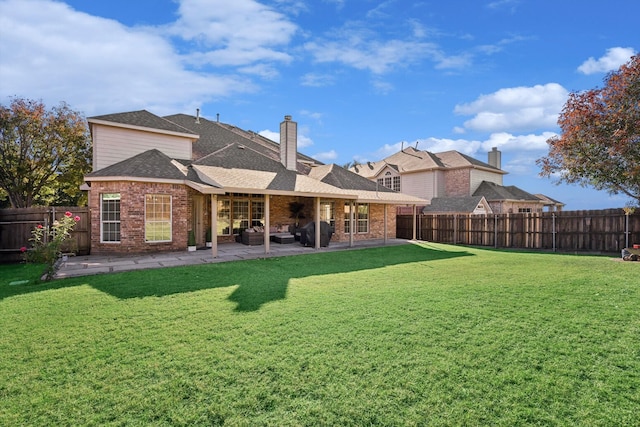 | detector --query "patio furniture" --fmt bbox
[241,225,296,245]
[241,230,264,245]
[299,221,332,247]
[271,234,295,244]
